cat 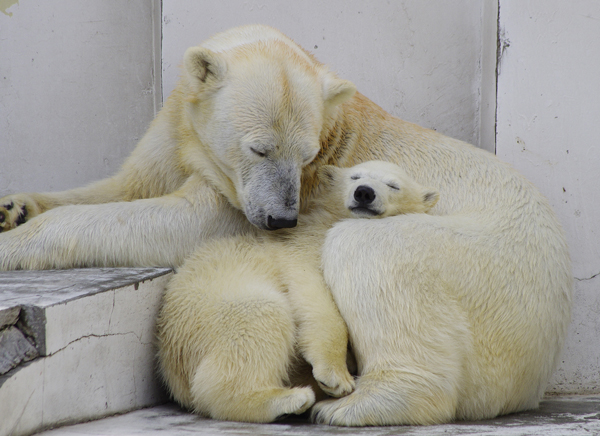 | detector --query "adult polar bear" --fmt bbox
[0,25,571,425]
